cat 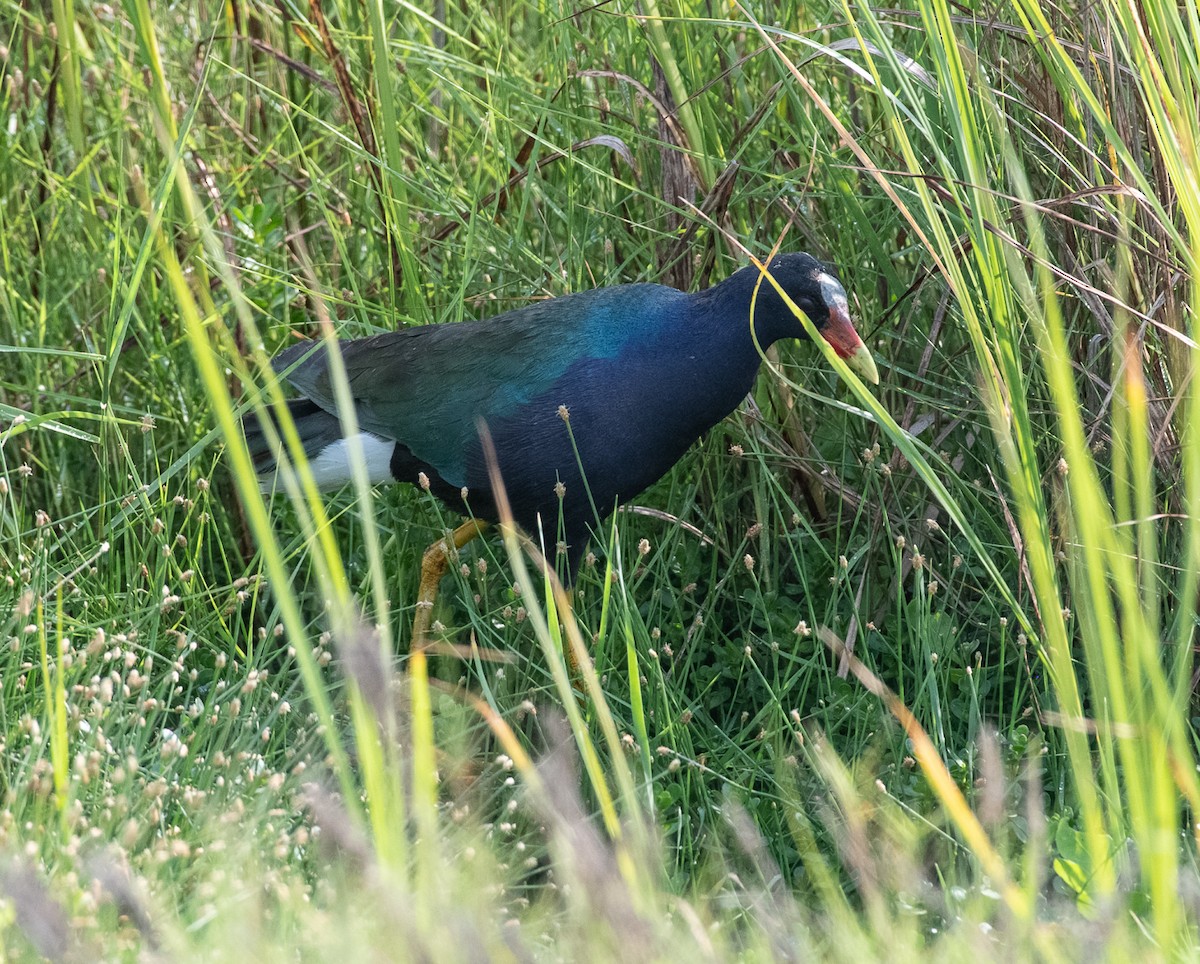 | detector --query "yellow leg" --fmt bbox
[411,519,488,651]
